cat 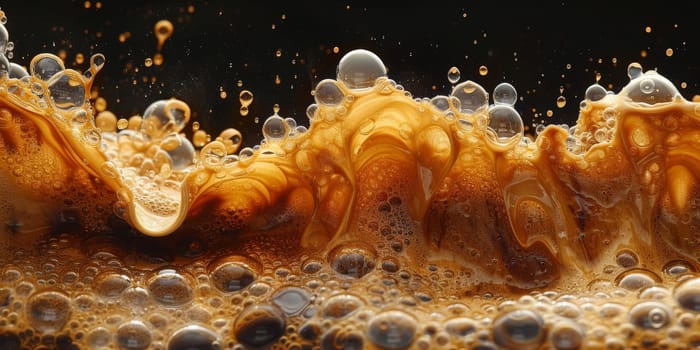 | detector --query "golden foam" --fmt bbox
[1,13,700,350]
